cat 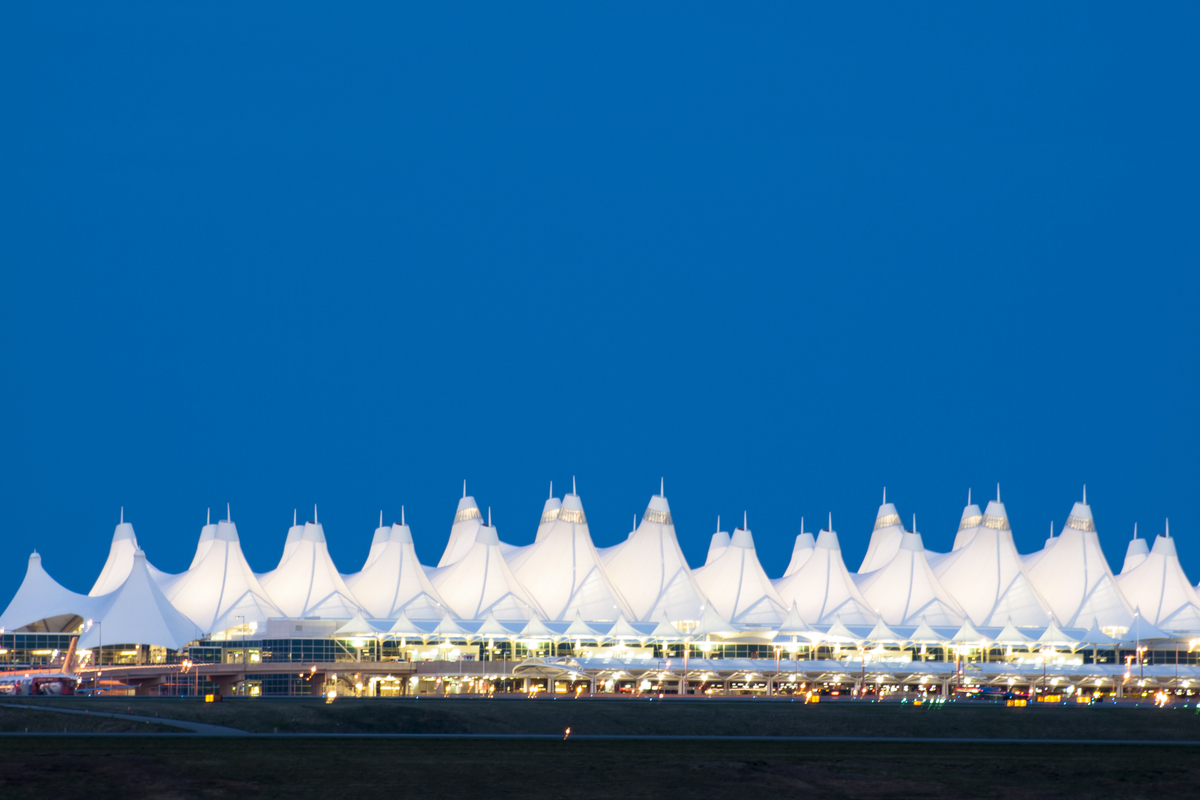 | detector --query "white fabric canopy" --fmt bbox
[704,529,730,566]
[693,525,786,625]
[79,550,202,651]
[506,492,633,621]
[933,500,1053,628]
[951,501,984,551]
[858,500,906,573]
[856,531,966,626]
[259,521,363,619]
[1121,530,1150,574]
[437,492,486,567]
[430,523,545,621]
[163,519,282,634]
[343,519,449,621]
[1024,501,1134,629]
[90,519,169,596]
[0,552,97,633]
[782,530,815,577]
[773,527,876,625]
[600,492,709,624]
[1116,531,1200,632]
